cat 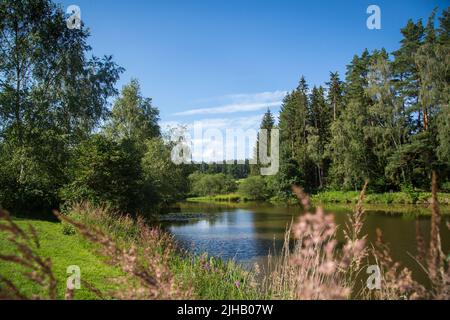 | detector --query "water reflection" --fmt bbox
[165,202,450,275]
